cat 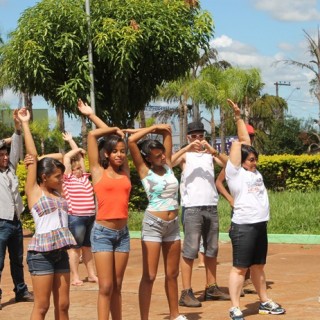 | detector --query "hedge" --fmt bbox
[17,154,320,231]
